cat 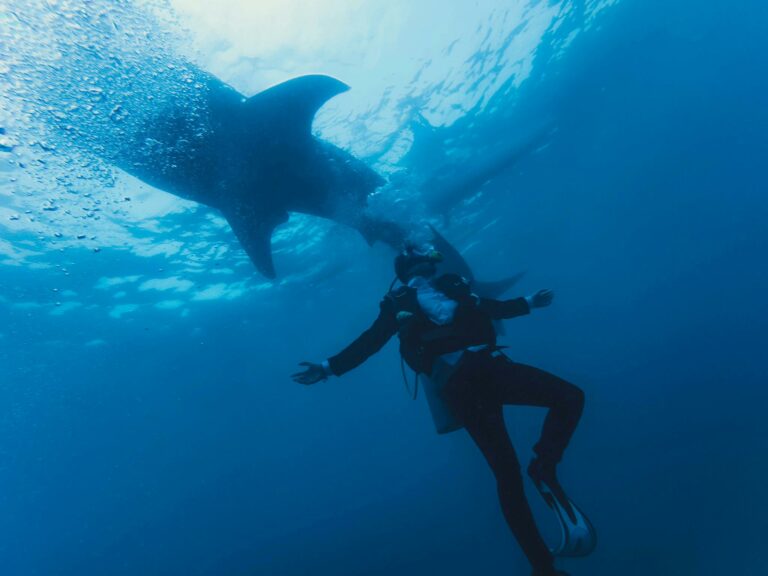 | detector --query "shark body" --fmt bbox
[117,73,402,278]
